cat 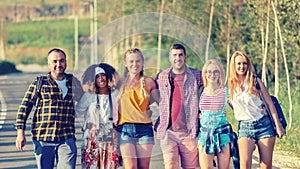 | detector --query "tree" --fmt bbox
[261,0,270,86]
[271,1,293,129]
[205,0,215,61]
[157,0,165,72]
